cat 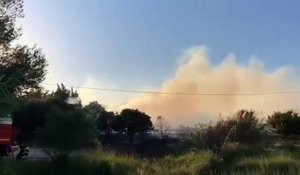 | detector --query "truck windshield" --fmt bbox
[0,115,12,124]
